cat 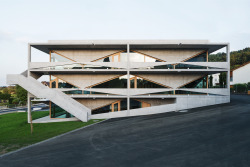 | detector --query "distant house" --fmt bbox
[230,61,250,85]
[212,73,220,86]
